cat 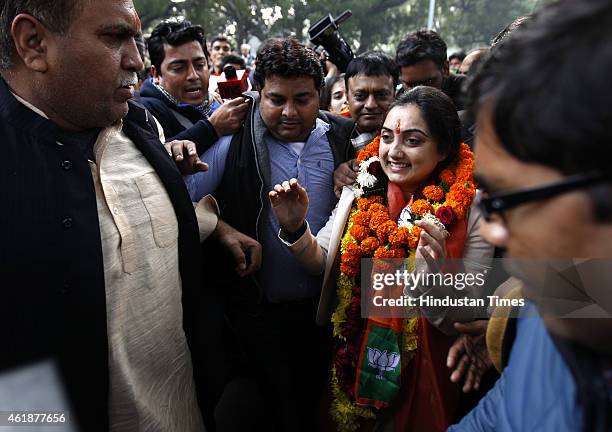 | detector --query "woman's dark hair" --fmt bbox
[254,37,323,90]
[320,73,345,111]
[147,19,208,72]
[468,0,612,221]
[389,86,461,169]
